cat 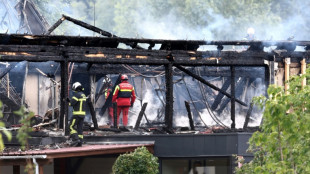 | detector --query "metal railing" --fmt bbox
[0,77,22,107]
